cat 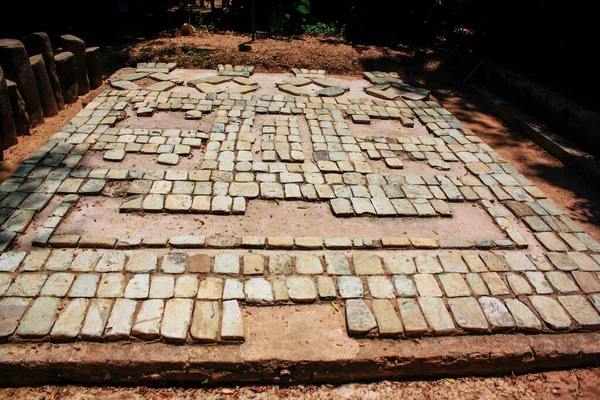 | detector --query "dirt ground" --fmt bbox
[1,368,599,399]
